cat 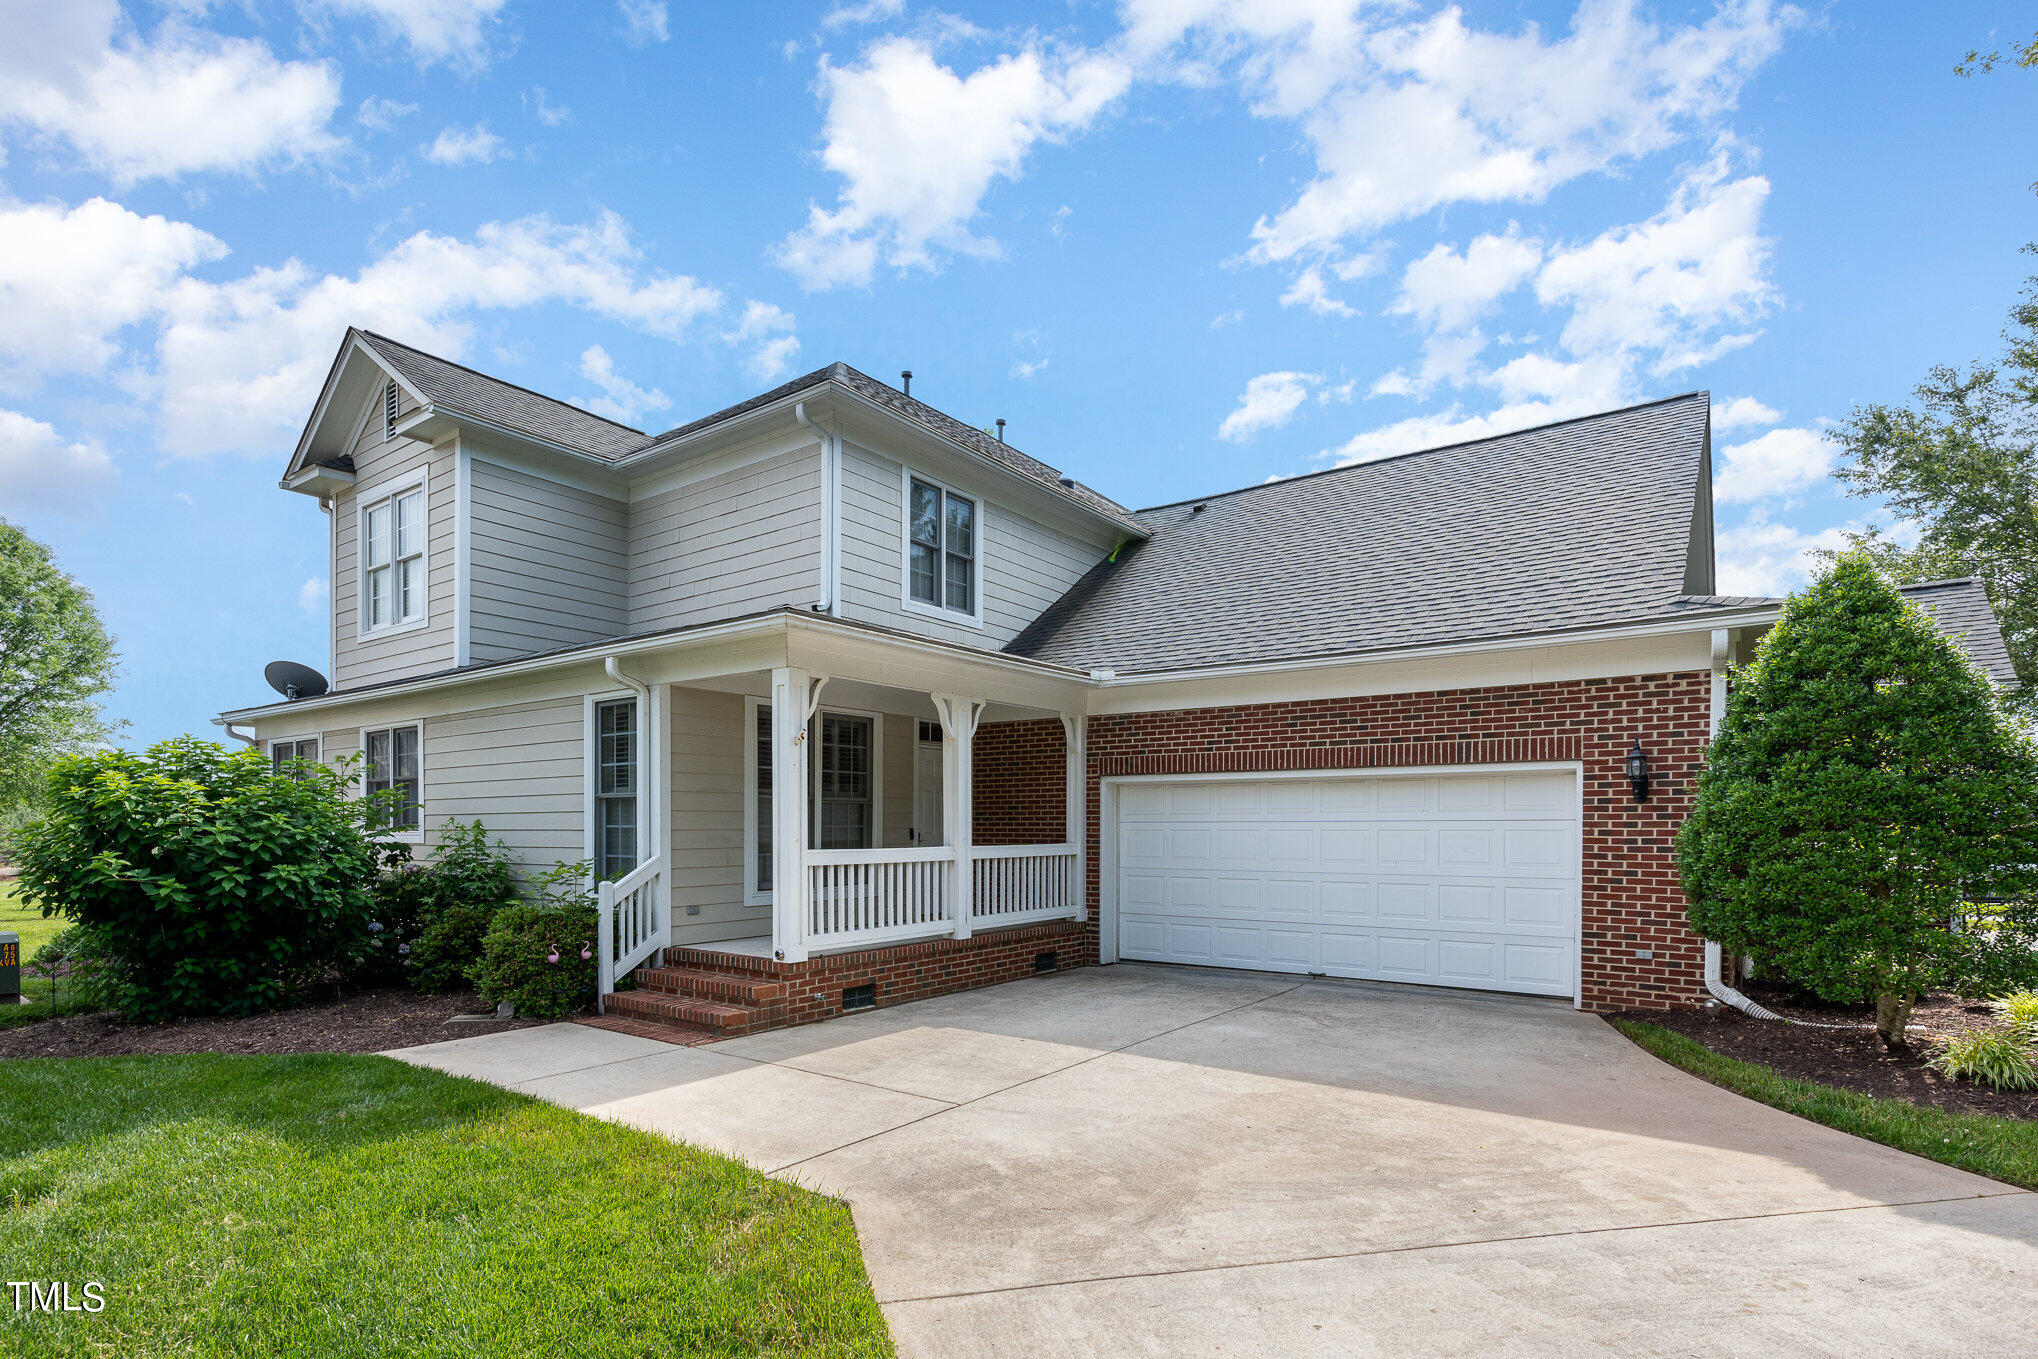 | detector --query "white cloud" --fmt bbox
[822,0,905,29]
[774,36,1132,289]
[721,300,801,383]
[1011,356,1049,379]
[617,0,668,46]
[1713,425,1831,503]
[314,0,510,68]
[0,196,227,388]
[526,87,570,126]
[422,123,508,165]
[576,344,669,425]
[153,210,724,455]
[1278,267,1356,318]
[297,577,329,613]
[356,95,418,131]
[1392,231,1542,333]
[1713,394,1780,431]
[0,408,117,517]
[1535,150,1773,371]
[1219,370,1318,442]
[1715,517,1856,597]
[1209,308,1245,329]
[0,4,342,182]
